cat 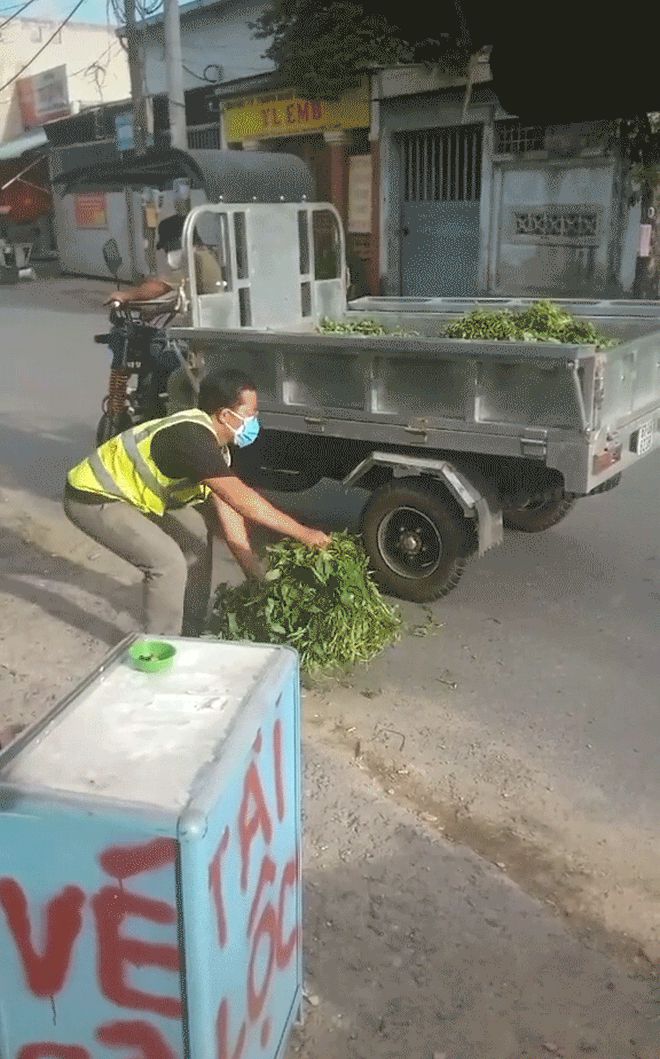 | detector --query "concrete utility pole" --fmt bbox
[124,0,148,155]
[164,0,187,150]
